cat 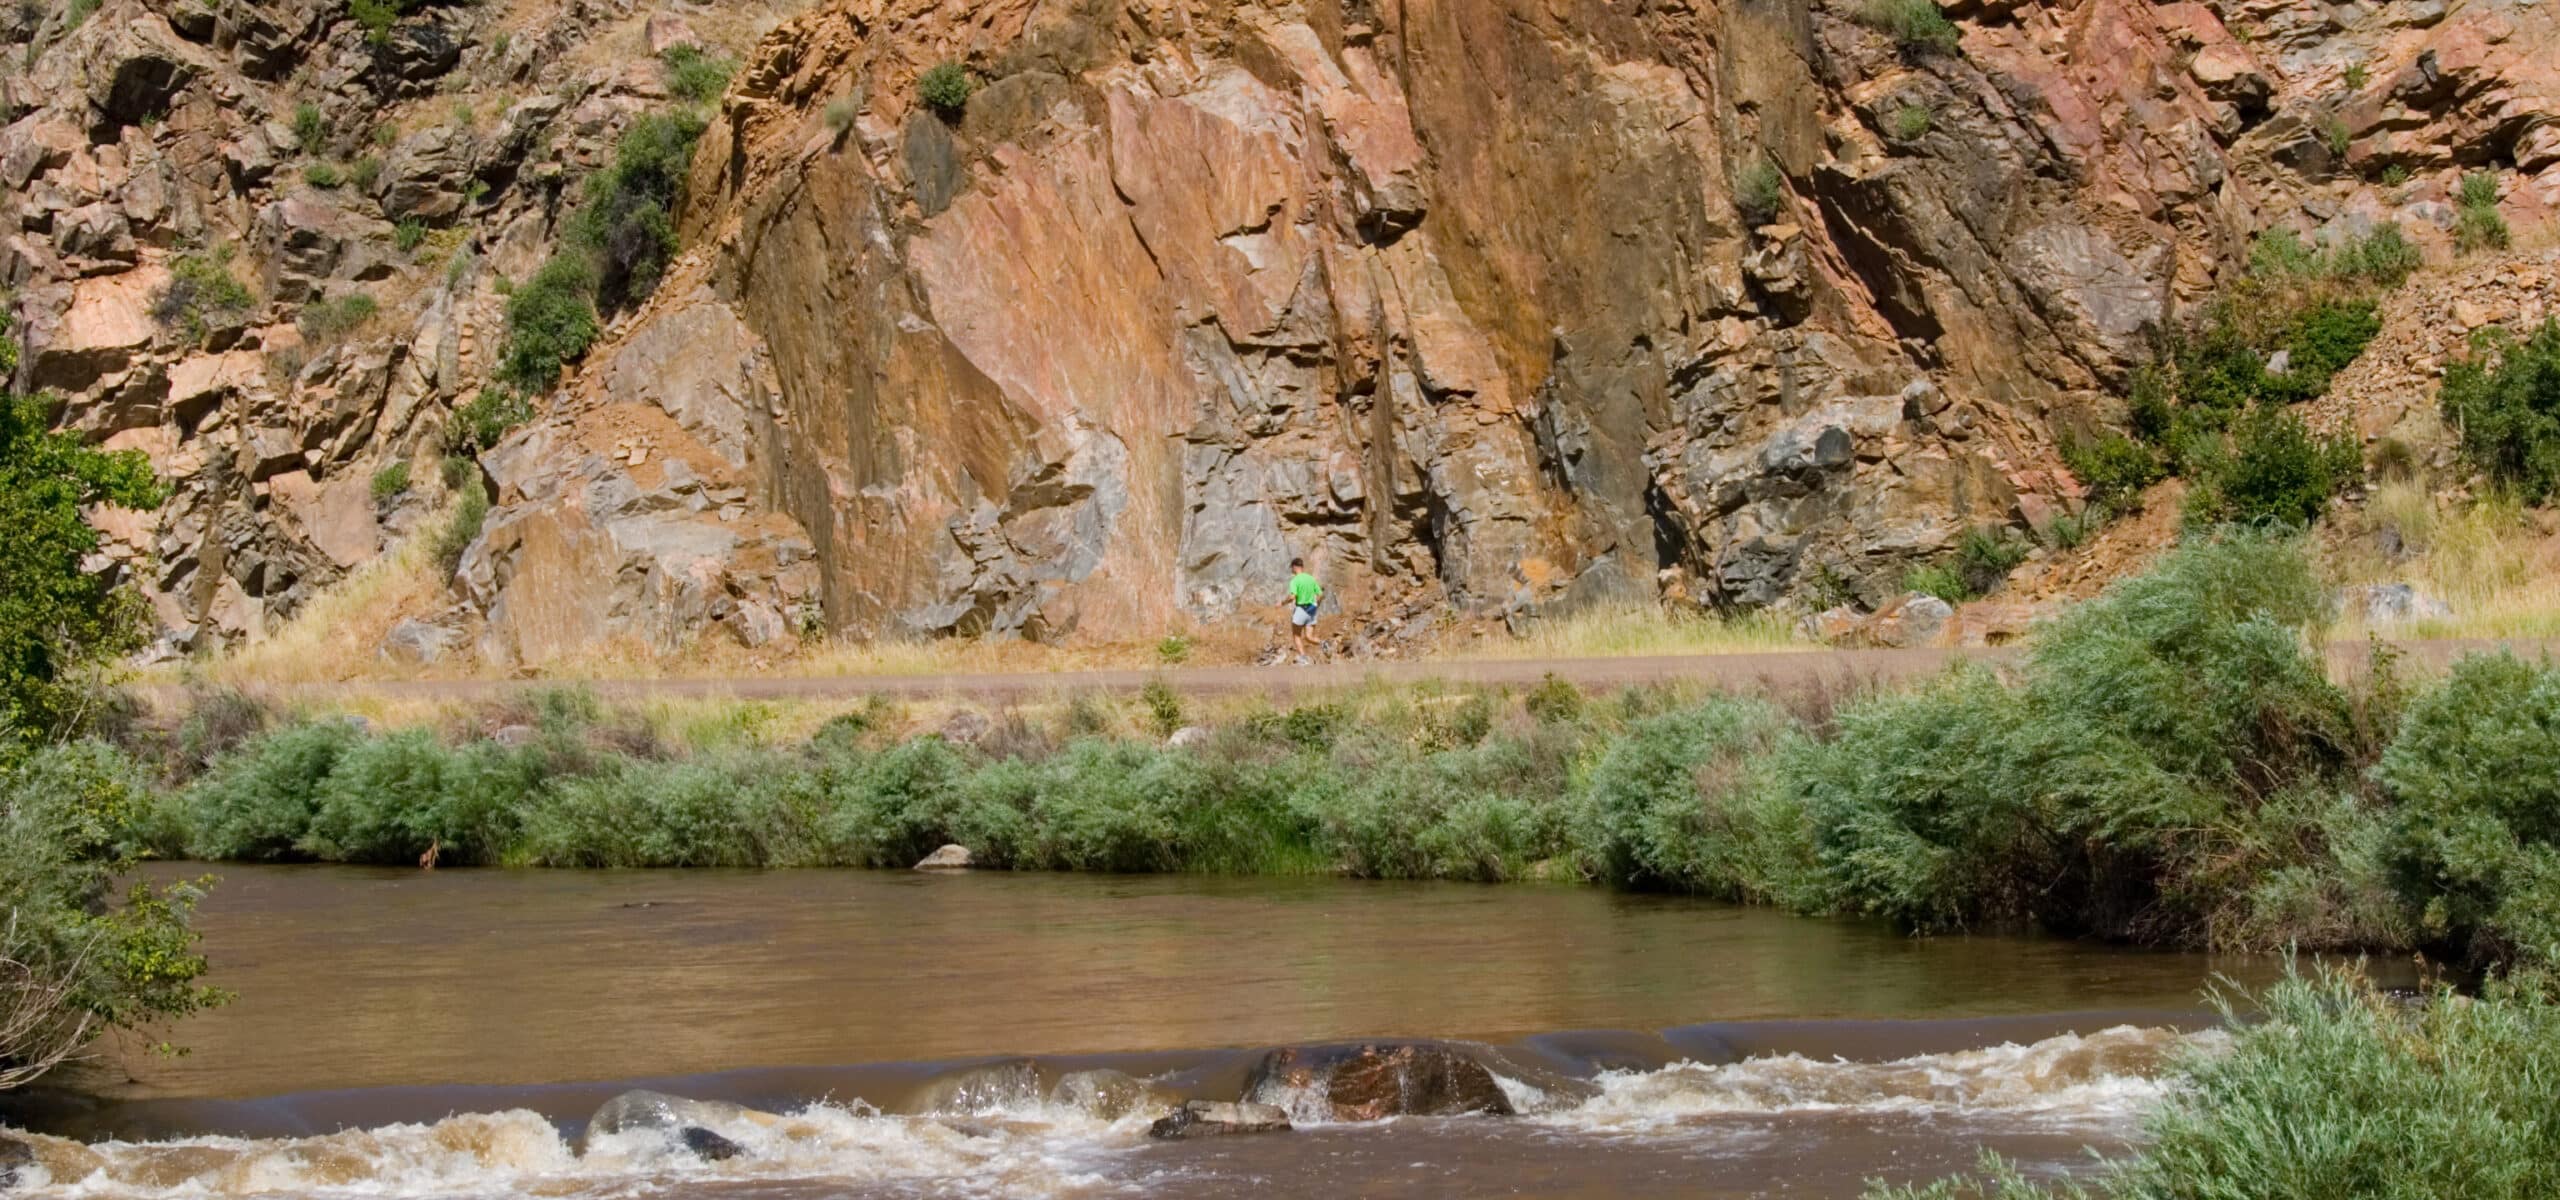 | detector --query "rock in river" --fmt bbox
[1147,1100,1292,1139]
[915,844,974,871]
[1,1133,31,1188]
[1246,1043,1516,1120]
[584,1089,774,1159]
